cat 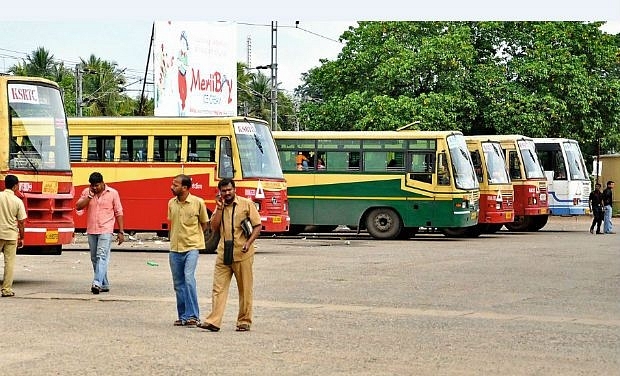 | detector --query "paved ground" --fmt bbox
[0,216,618,375]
